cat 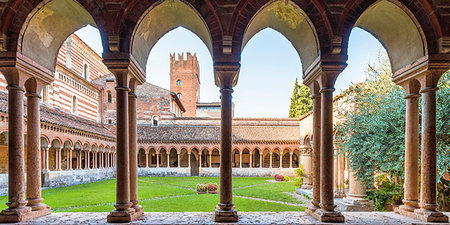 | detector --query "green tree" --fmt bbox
[289,78,312,117]
[336,51,449,187]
